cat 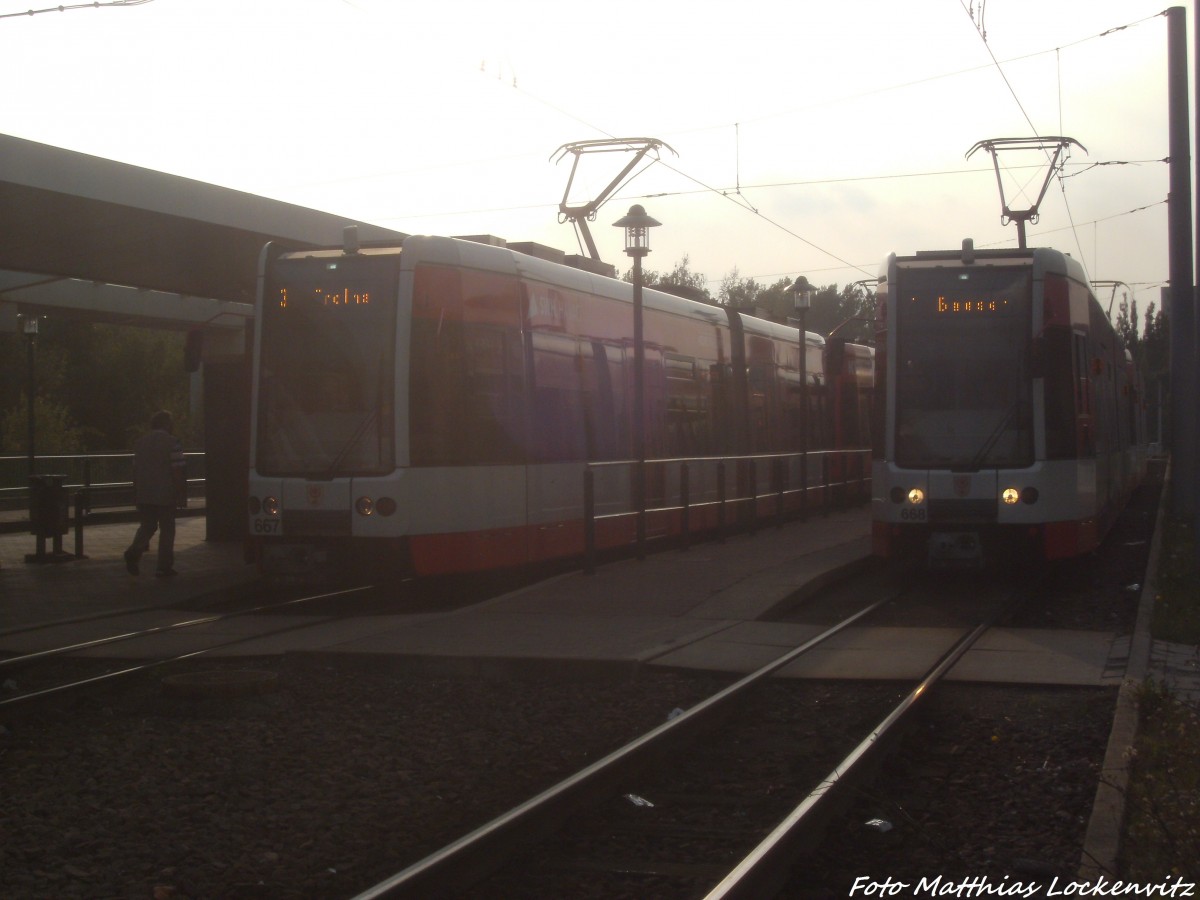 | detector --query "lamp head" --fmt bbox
[613,204,661,258]
[789,277,813,310]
